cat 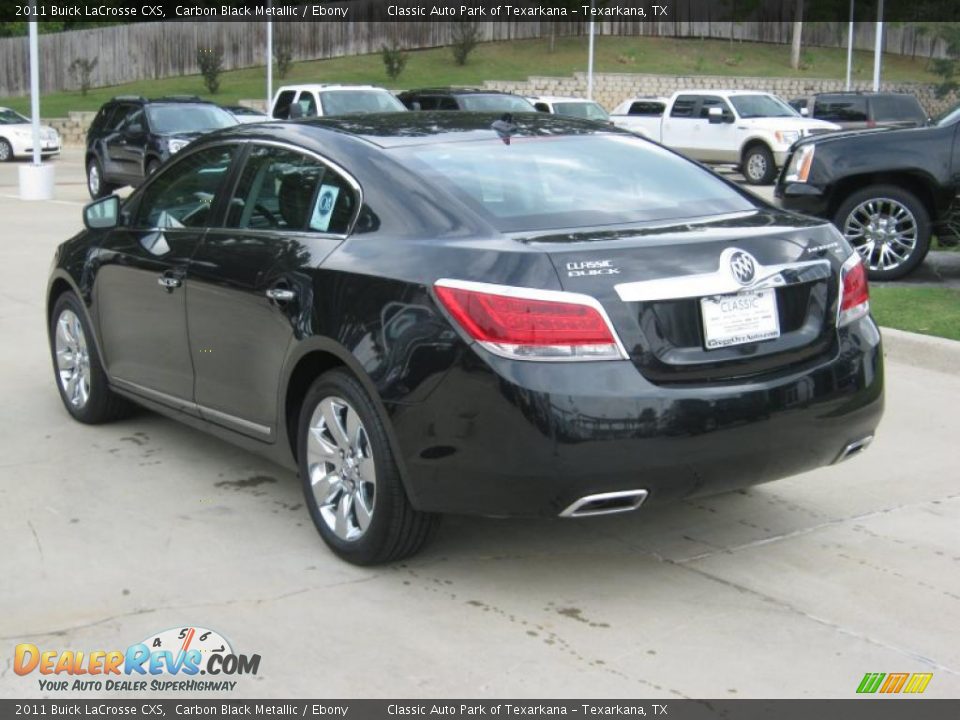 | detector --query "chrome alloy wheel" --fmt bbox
[88,163,100,196]
[0,141,11,162]
[306,396,376,542]
[745,152,768,182]
[842,197,919,274]
[55,309,91,409]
